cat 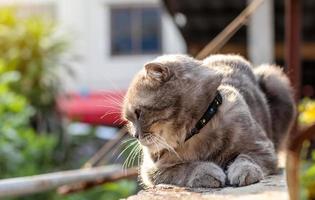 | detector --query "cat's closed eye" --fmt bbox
[124,108,141,122]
